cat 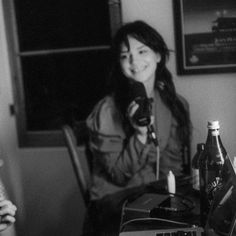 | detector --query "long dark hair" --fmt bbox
[108,20,191,144]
